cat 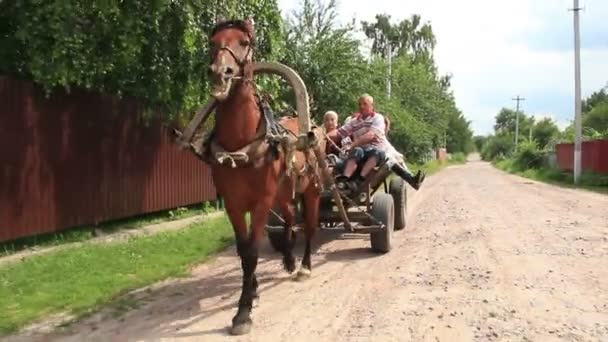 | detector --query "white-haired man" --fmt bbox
[326,94,389,188]
[327,94,425,190]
